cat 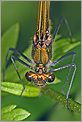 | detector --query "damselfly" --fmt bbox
[3,1,76,107]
